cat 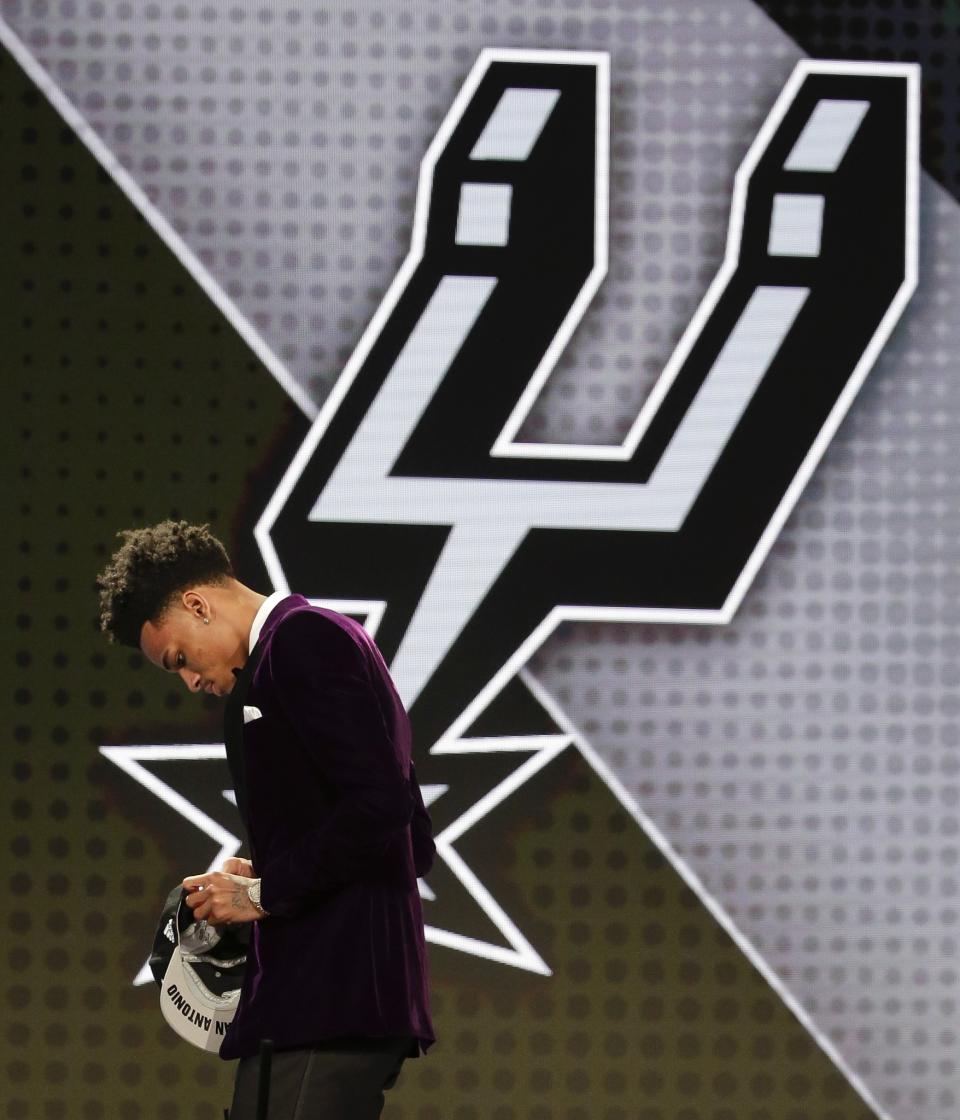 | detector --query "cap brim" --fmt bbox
[160,949,239,1053]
